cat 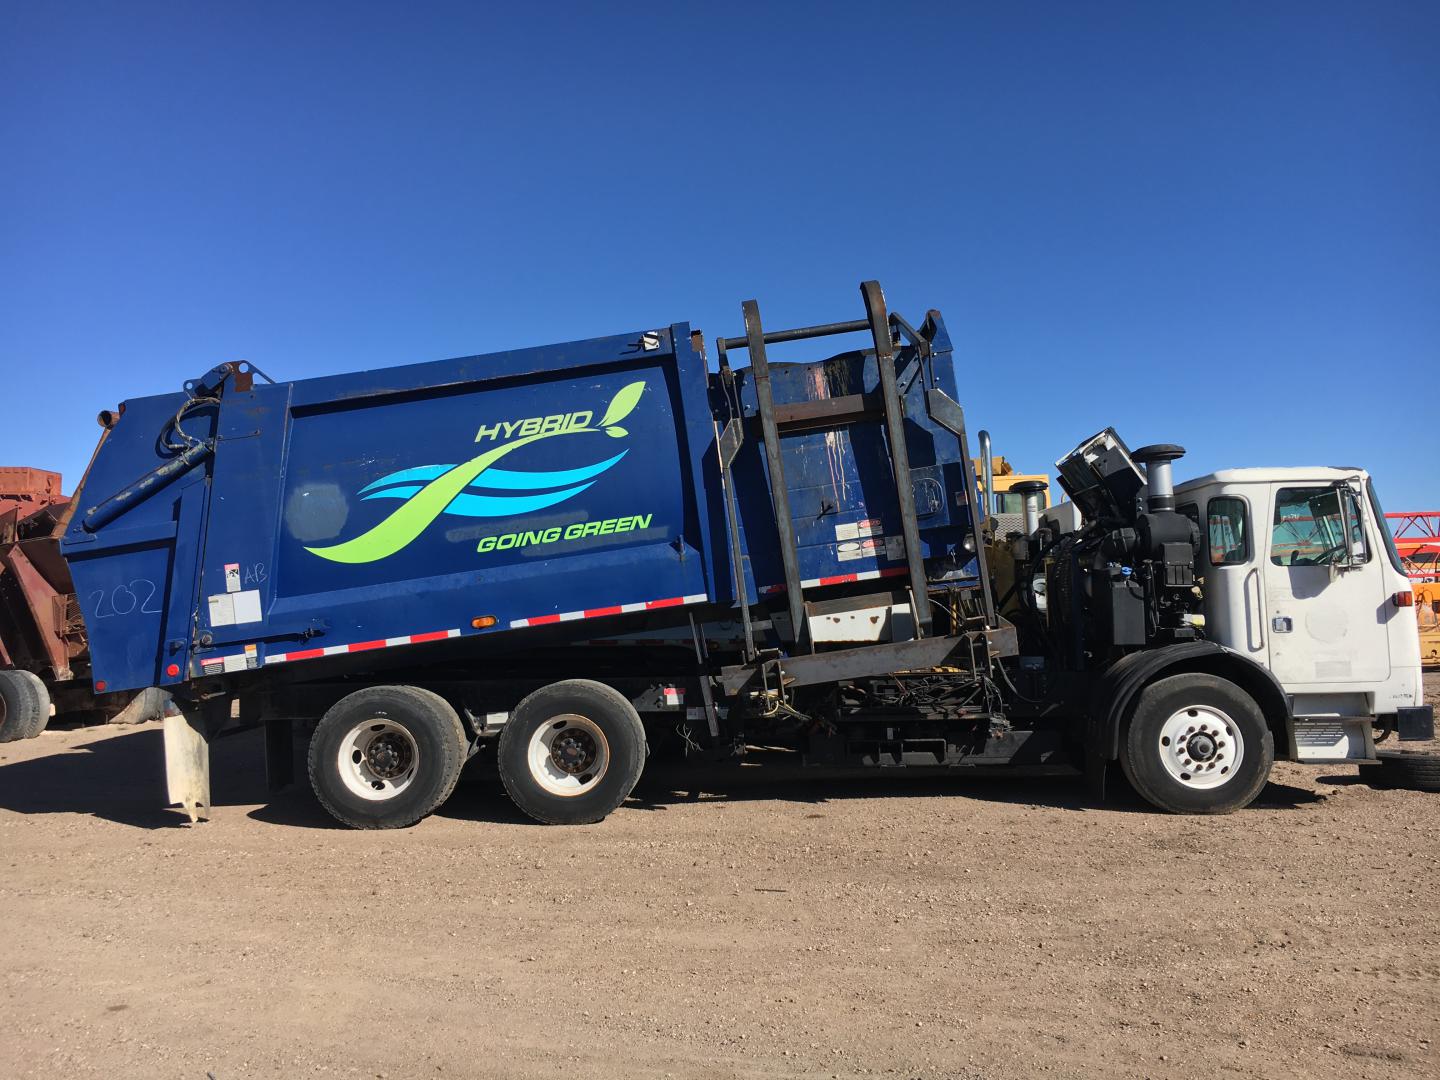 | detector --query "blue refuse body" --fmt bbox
[62,286,980,696]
